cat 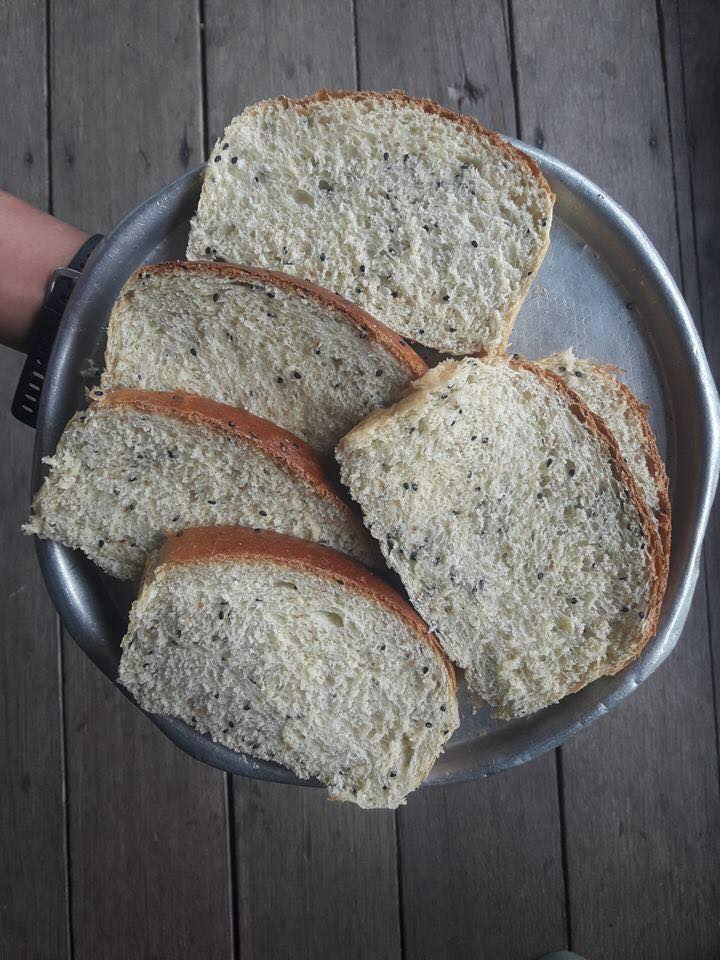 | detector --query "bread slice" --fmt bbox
[186,90,554,356]
[101,261,427,455]
[537,348,671,561]
[119,527,459,808]
[25,389,376,580]
[336,357,665,719]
